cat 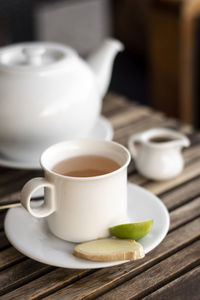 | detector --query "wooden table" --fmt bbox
[0,93,199,299]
